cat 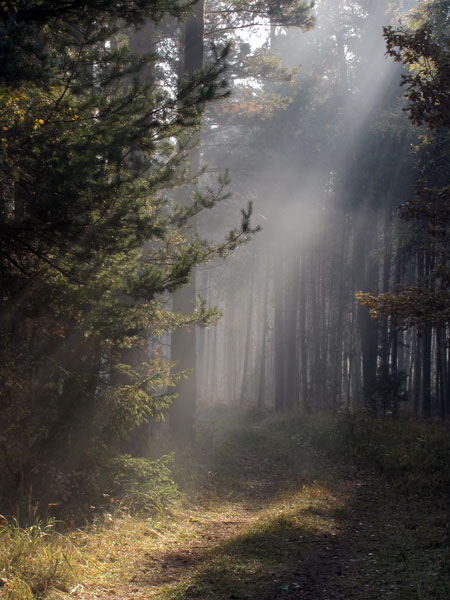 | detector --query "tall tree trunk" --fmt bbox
[391,245,402,419]
[257,265,270,410]
[274,251,286,411]
[310,252,322,407]
[381,205,392,415]
[299,253,309,411]
[284,254,300,409]
[240,266,255,405]
[355,209,379,415]
[436,325,445,419]
[421,248,432,418]
[170,1,205,444]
